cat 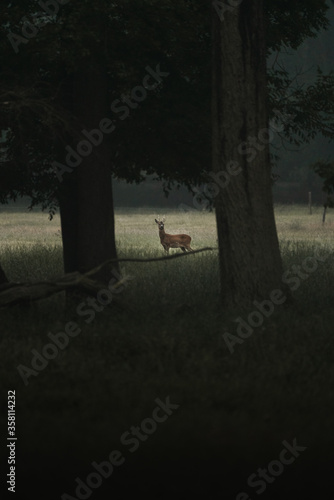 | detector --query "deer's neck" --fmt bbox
[159,228,166,240]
